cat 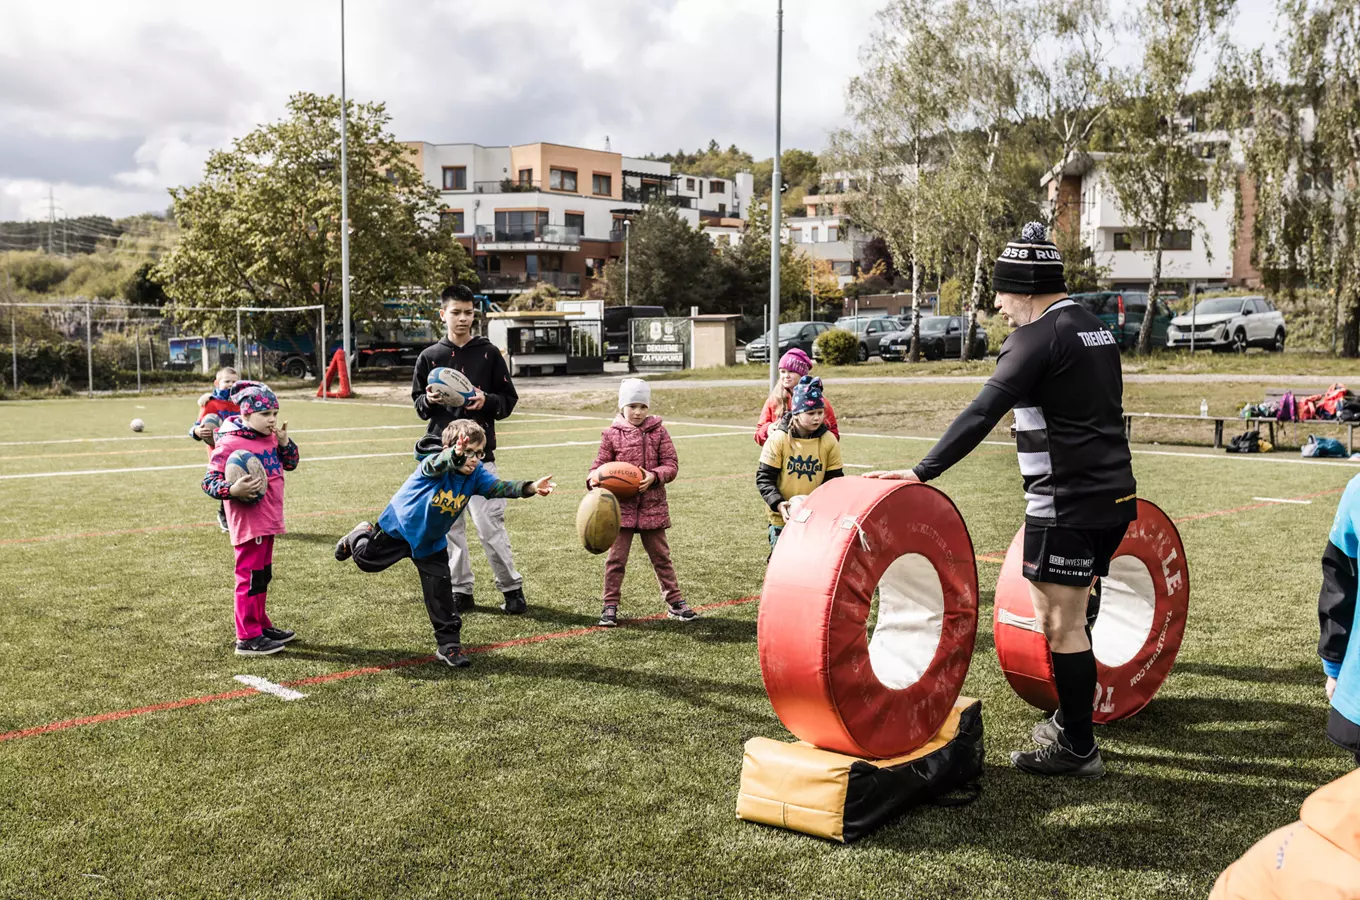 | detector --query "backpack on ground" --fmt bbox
[1302,435,1348,458]
[1226,430,1262,454]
